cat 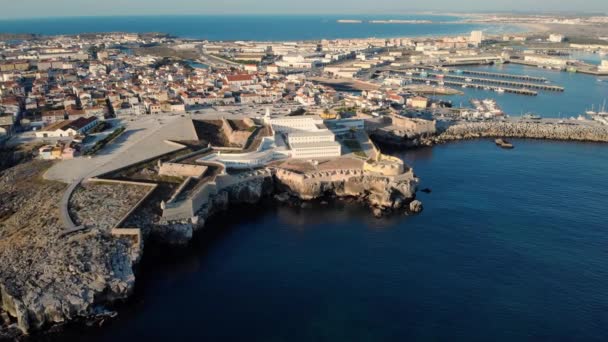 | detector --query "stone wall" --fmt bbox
[161,170,272,222]
[390,115,437,135]
[364,155,405,176]
[159,162,208,178]
[221,118,254,147]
